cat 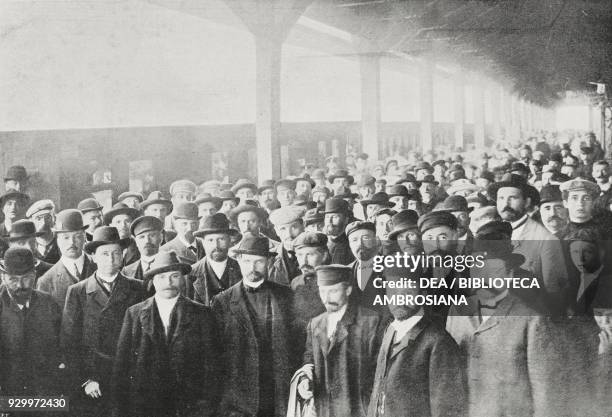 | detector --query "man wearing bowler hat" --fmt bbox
[539,184,569,239]
[7,219,53,283]
[4,165,28,193]
[122,216,164,294]
[0,189,30,237]
[323,198,355,265]
[190,213,243,306]
[61,226,145,417]
[78,197,104,241]
[37,209,97,307]
[268,205,305,286]
[112,251,221,417]
[141,191,177,244]
[211,235,297,417]
[296,264,383,417]
[165,179,198,232]
[104,202,141,266]
[26,199,61,264]
[231,179,259,203]
[194,193,223,229]
[0,247,65,400]
[117,191,143,209]
[160,202,205,264]
[388,210,422,256]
